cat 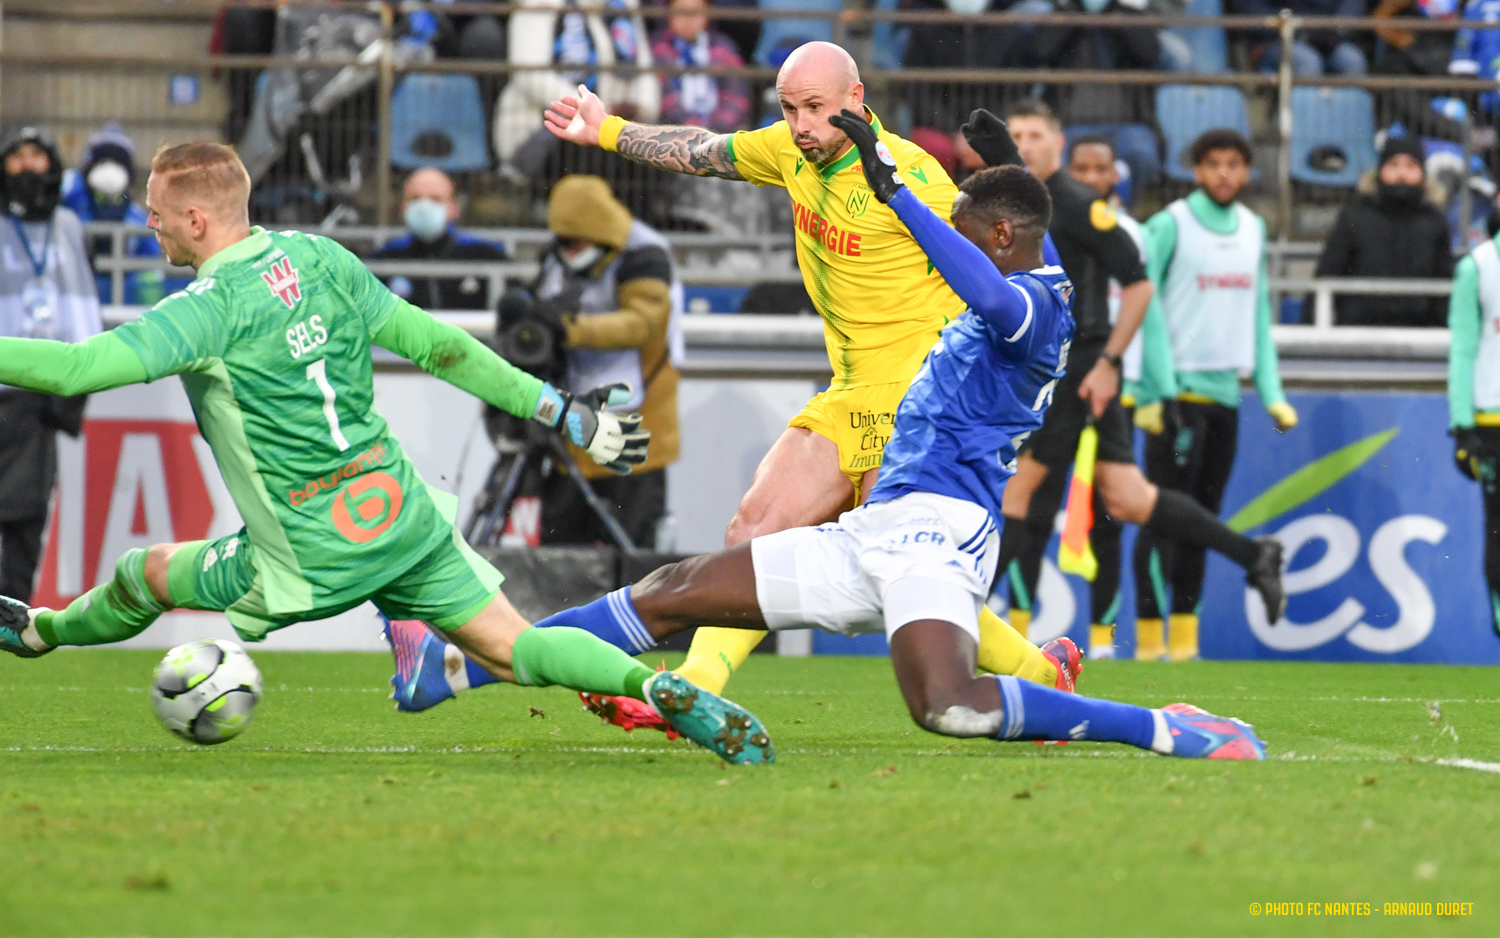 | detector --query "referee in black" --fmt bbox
[960,101,1287,641]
